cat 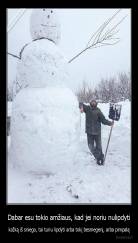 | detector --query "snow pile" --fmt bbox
[30,9,60,44]
[8,101,131,204]
[9,87,80,172]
